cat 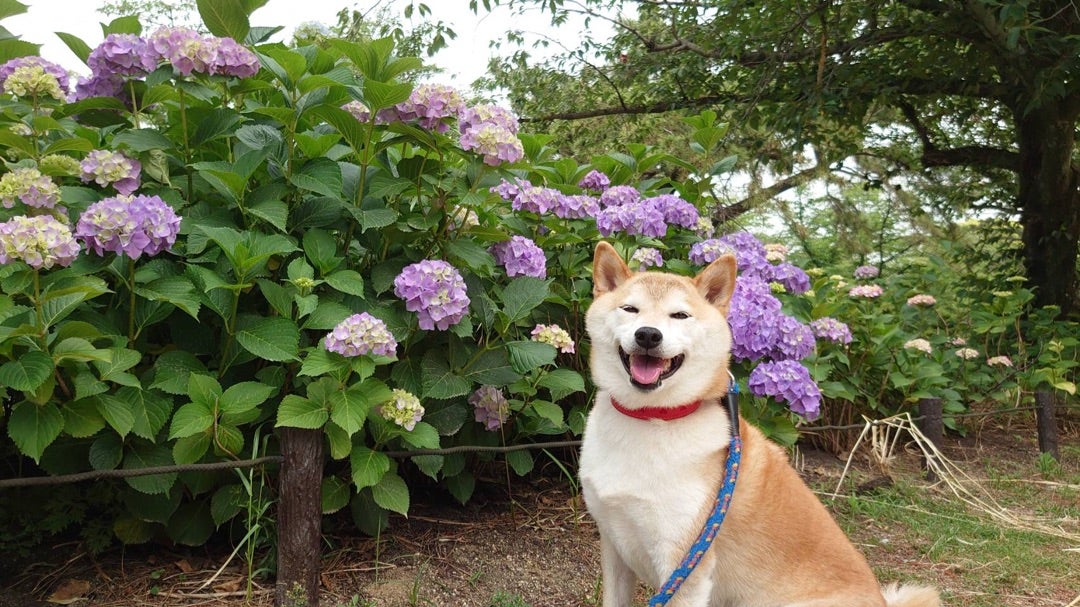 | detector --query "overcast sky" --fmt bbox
[5,0,604,86]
